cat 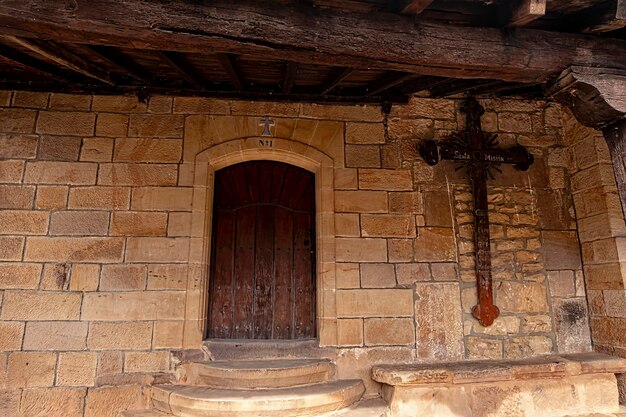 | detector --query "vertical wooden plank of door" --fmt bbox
[208,210,235,338]
[273,206,294,339]
[254,204,274,339]
[232,206,256,339]
[293,211,315,338]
